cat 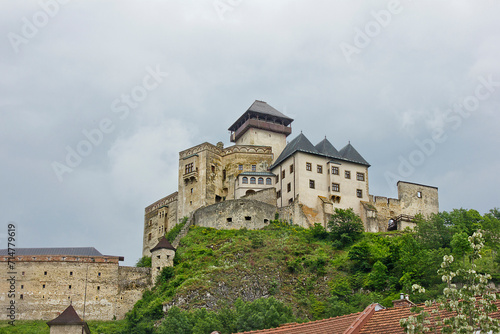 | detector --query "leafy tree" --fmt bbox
[327,208,364,248]
[366,261,389,291]
[450,231,471,264]
[414,213,452,249]
[136,256,152,267]
[400,231,500,334]
[157,266,175,285]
